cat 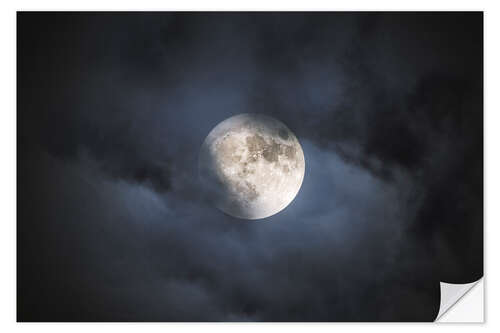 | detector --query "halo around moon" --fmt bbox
[199,113,305,220]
